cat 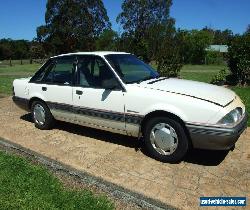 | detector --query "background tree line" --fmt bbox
[0,0,249,84]
[0,27,234,63]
